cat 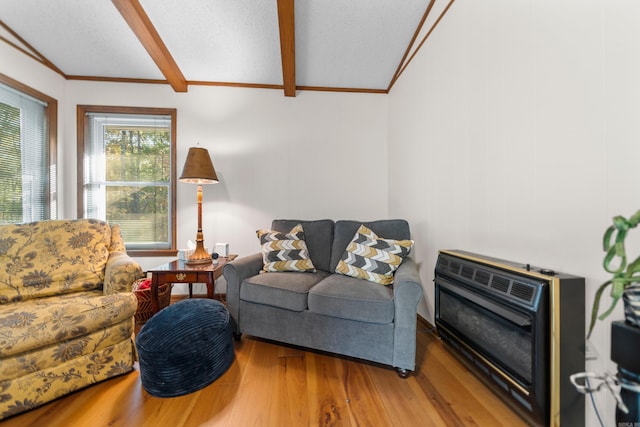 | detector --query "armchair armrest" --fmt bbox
[392,257,424,371]
[223,253,263,333]
[104,251,144,295]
